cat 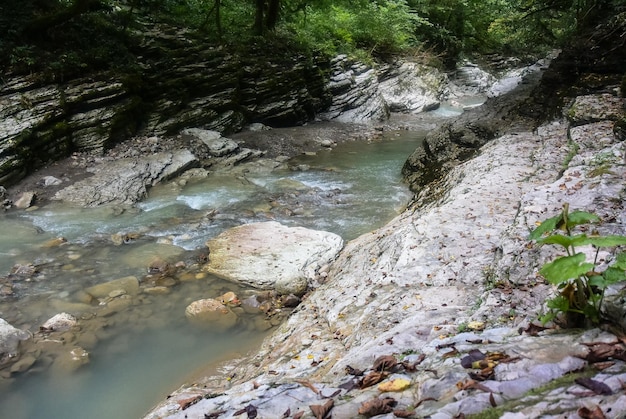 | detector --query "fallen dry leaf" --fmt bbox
[373,355,398,372]
[578,405,606,419]
[292,412,304,419]
[591,361,615,371]
[519,323,550,336]
[295,379,320,395]
[178,395,202,410]
[378,378,411,392]
[358,397,397,417]
[442,347,459,359]
[583,343,626,363]
[467,321,485,331]
[309,399,334,419]
[575,377,613,395]
[461,349,486,368]
[345,365,364,376]
[359,371,388,389]
[456,378,492,392]
[233,404,258,419]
